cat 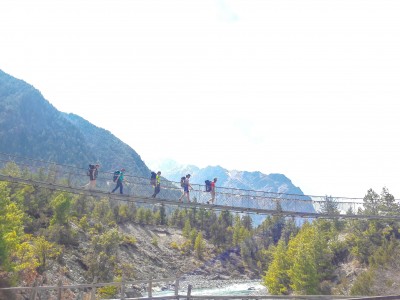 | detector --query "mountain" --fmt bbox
[0,69,150,177]
[149,159,305,196]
